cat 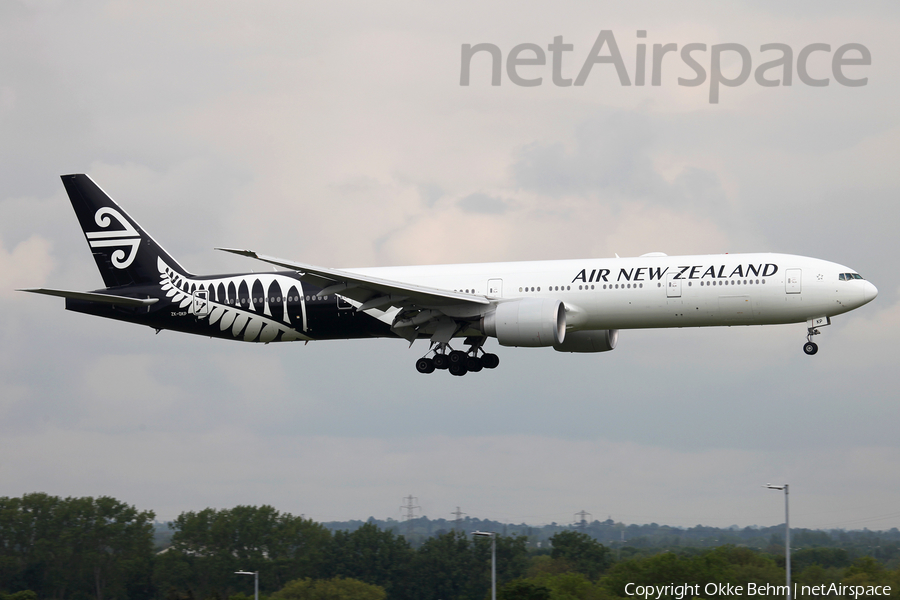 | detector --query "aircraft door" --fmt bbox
[666,273,682,298]
[336,295,353,310]
[192,289,210,316]
[785,269,801,294]
[487,278,503,298]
